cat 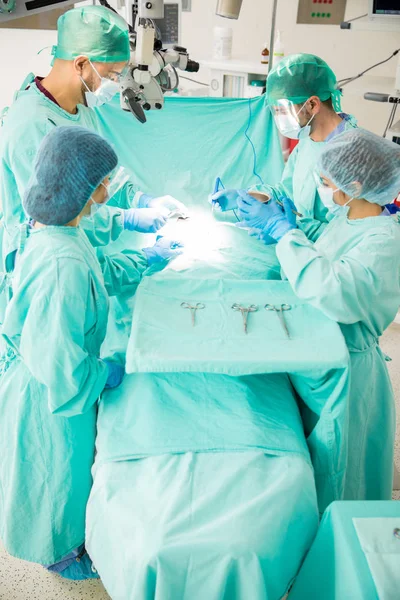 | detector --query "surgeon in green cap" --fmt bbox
[211,54,357,235]
[0,5,186,318]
